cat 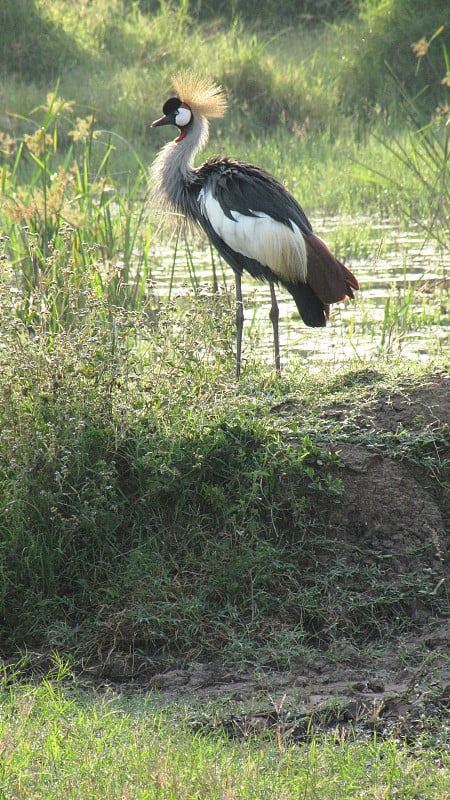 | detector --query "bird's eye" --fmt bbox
[175,106,192,127]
